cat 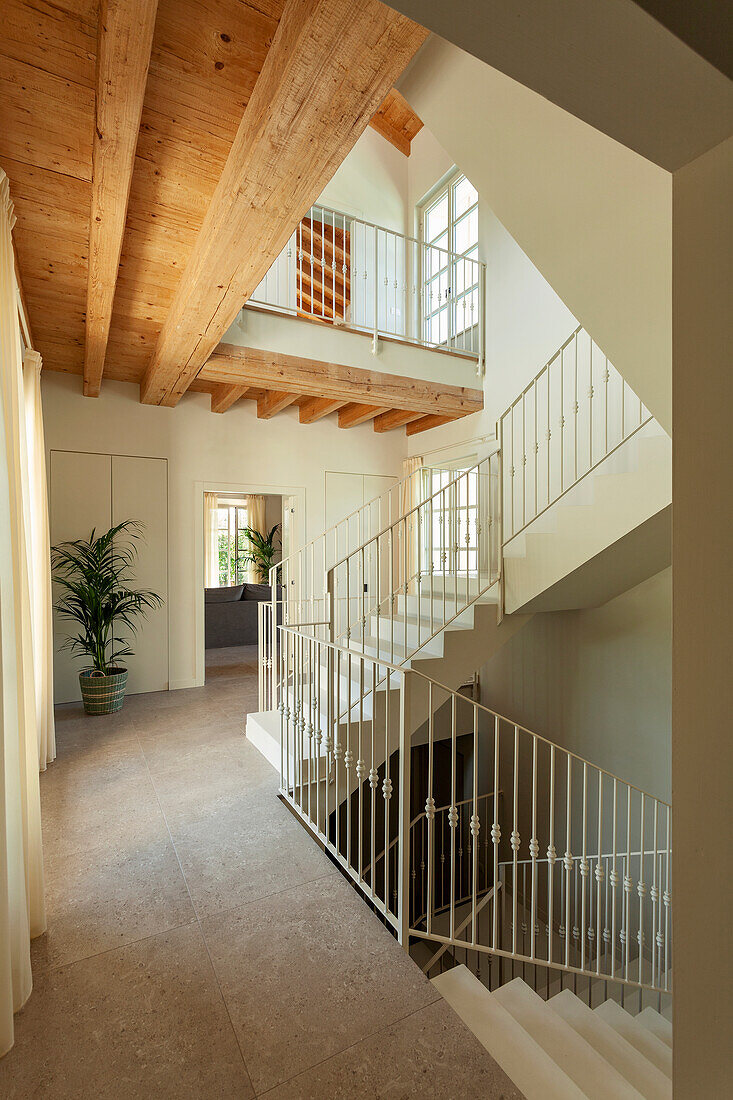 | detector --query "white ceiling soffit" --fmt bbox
[391,0,733,171]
